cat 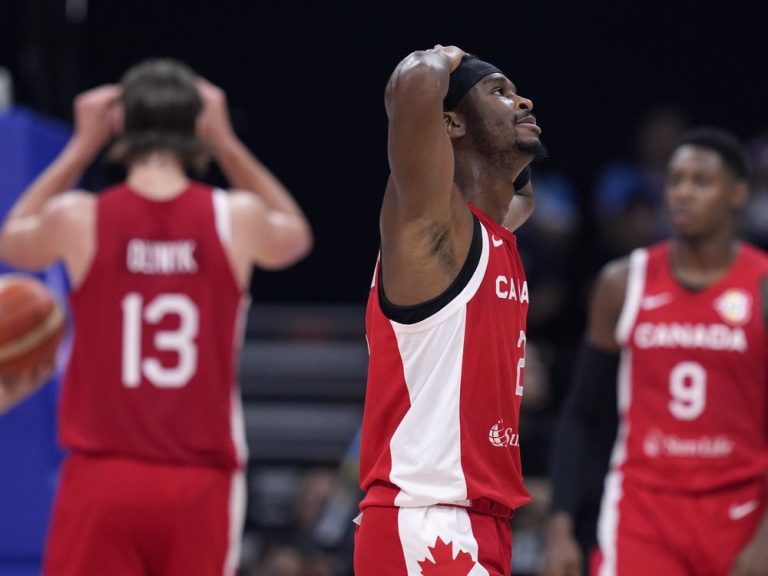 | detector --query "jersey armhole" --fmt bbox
[378,216,482,325]
[67,193,98,294]
[614,248,648,345]
[212,188,248,292]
